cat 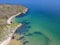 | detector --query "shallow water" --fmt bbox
[0,0,60,45]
